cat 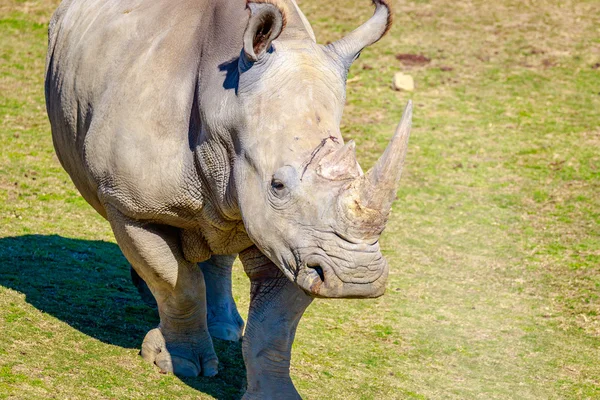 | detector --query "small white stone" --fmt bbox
[392,72,415,92]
